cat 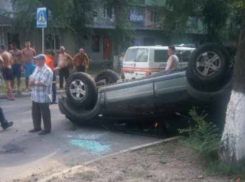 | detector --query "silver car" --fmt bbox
[59,44,233,124]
